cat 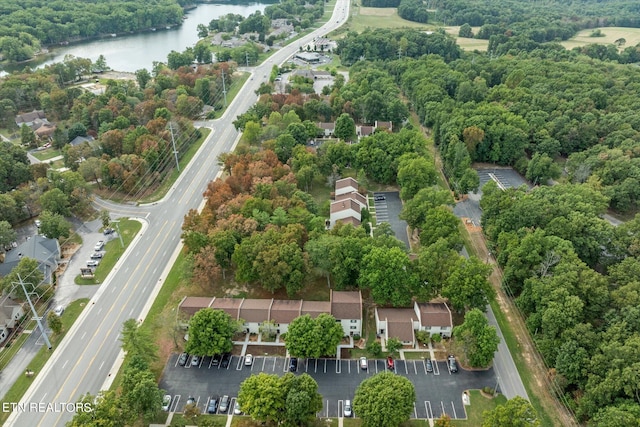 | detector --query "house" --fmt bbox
[312,37,333,51]
[375,121,393,131]
[15,110,47,130]
[374,301,453,347]
[329,199,361,229]
[0,297,25,344]
[0,236,61,286]
[375,308,416,346]
[177,291,363,337]
[317,122,335,138]
[330,290,363,336]
[356,125,375,139]
[34,123,57,140]
[334,177,359,196]
[335,191,367,209]
[69,135,95,147]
